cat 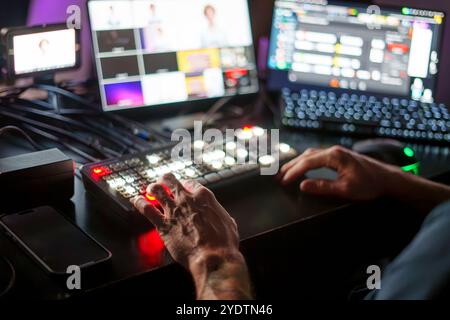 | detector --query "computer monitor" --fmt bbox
[267,0,446,103]
[87,0,259,112]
